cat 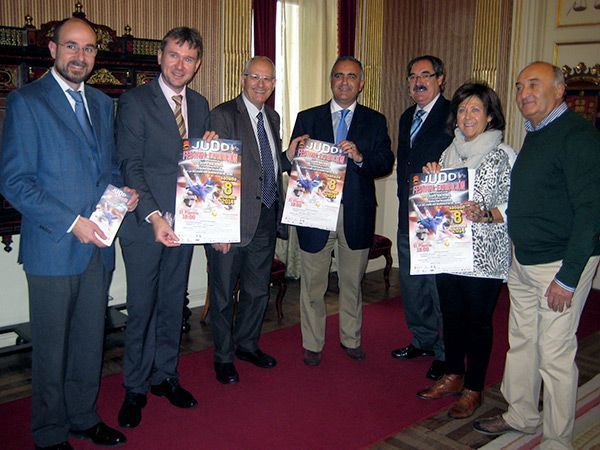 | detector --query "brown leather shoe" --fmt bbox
[448,388,482,419]
[417,374,464,399]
